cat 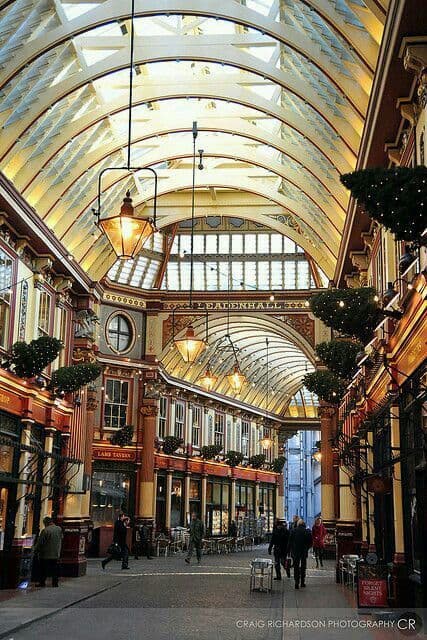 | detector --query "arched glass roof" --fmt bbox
[0,0,386,280]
